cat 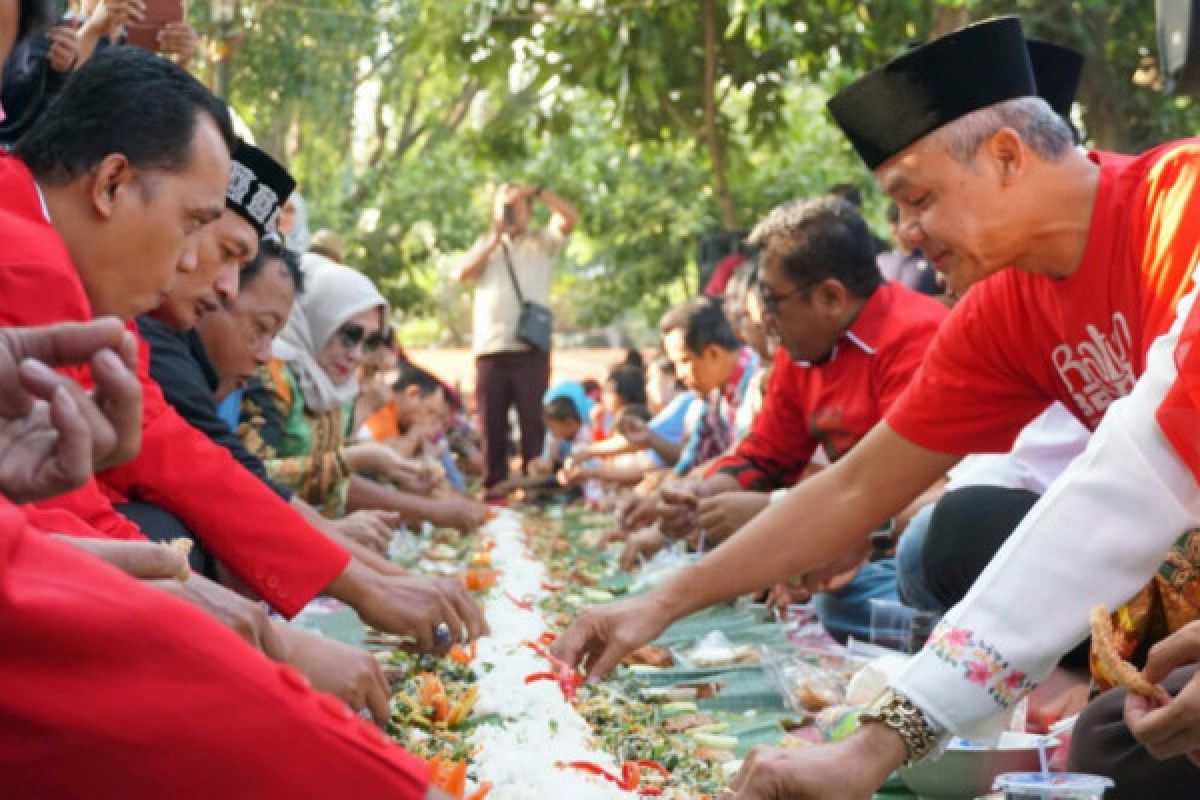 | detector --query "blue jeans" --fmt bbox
[811,558,899,643]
